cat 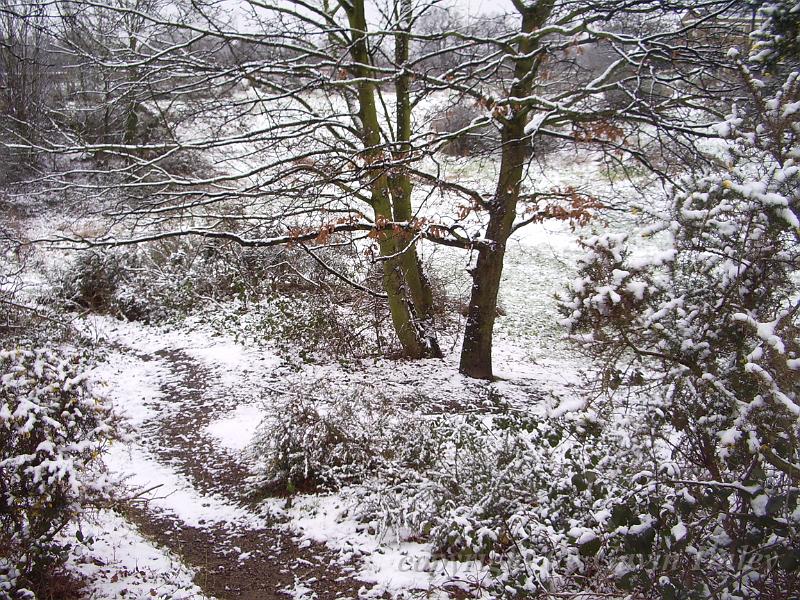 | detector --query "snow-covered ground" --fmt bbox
[66,511,209,600]
[11,146,654,598]
[62,225,590,598]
